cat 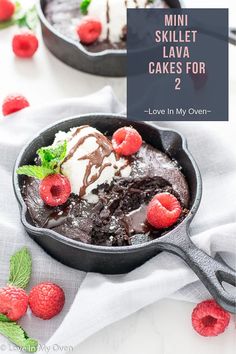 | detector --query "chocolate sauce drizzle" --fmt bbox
[61,126,129,198]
